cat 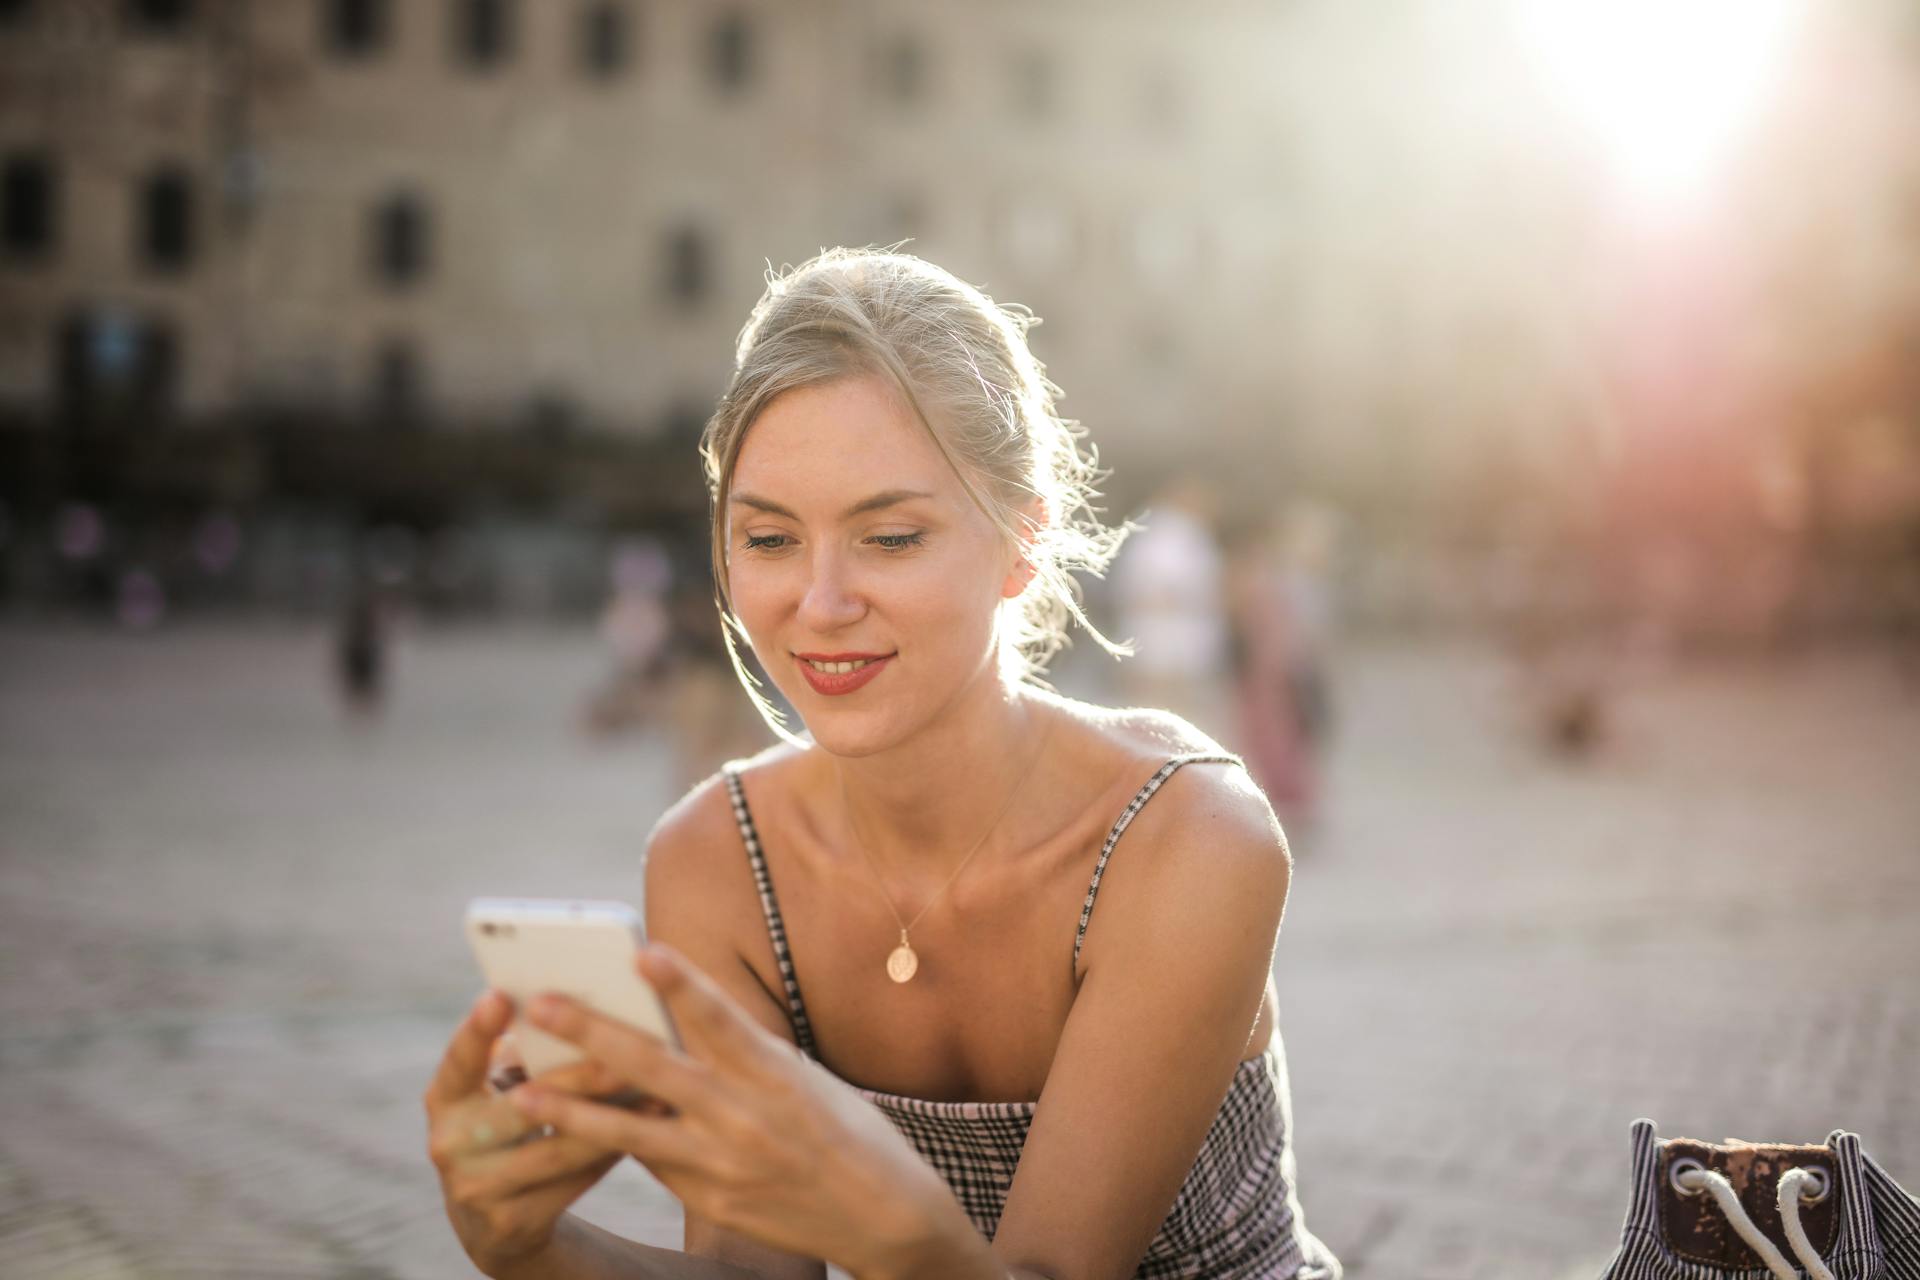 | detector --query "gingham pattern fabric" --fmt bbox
[723,768,818,1054]
[722,757,1343,1279]
[1074,754,1241,976]
[1599,1119,1920,1279]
